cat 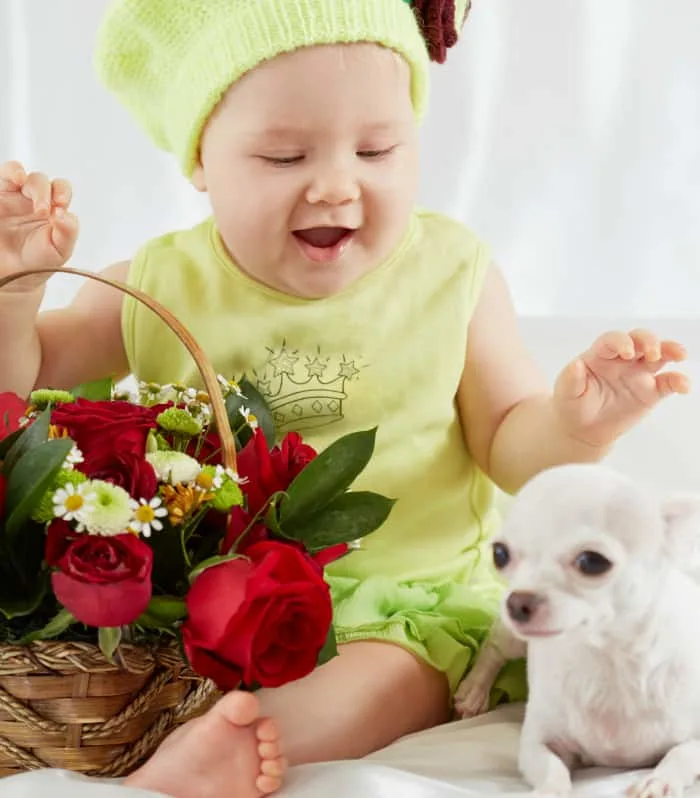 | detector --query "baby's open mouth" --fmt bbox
[293,227,355,263]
